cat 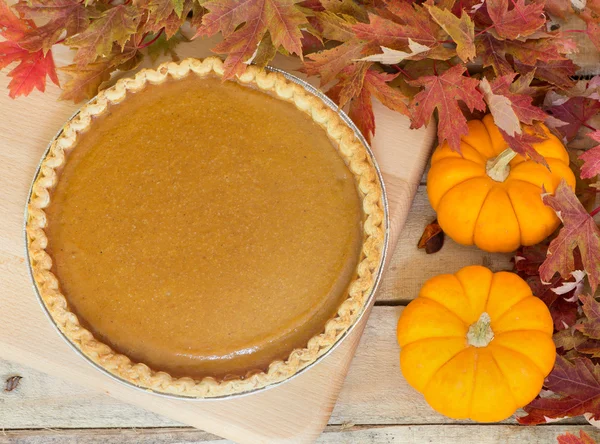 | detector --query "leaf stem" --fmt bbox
[392,65,414,81]
[562,29,587,34]
[138,29,164,49]
[475,25,494,38]
[583,122,597,131]
[591,206,600,217]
